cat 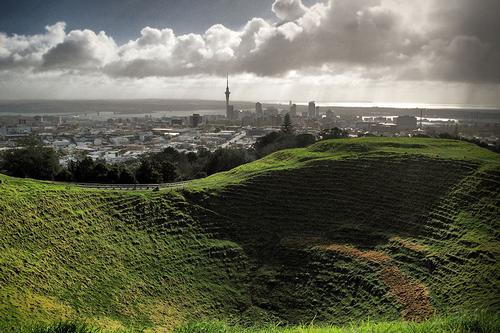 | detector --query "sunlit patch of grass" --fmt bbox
[189,137,499,189]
